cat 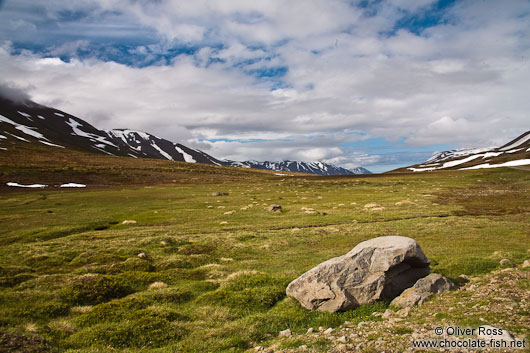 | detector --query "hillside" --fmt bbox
[394,131,530,173]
